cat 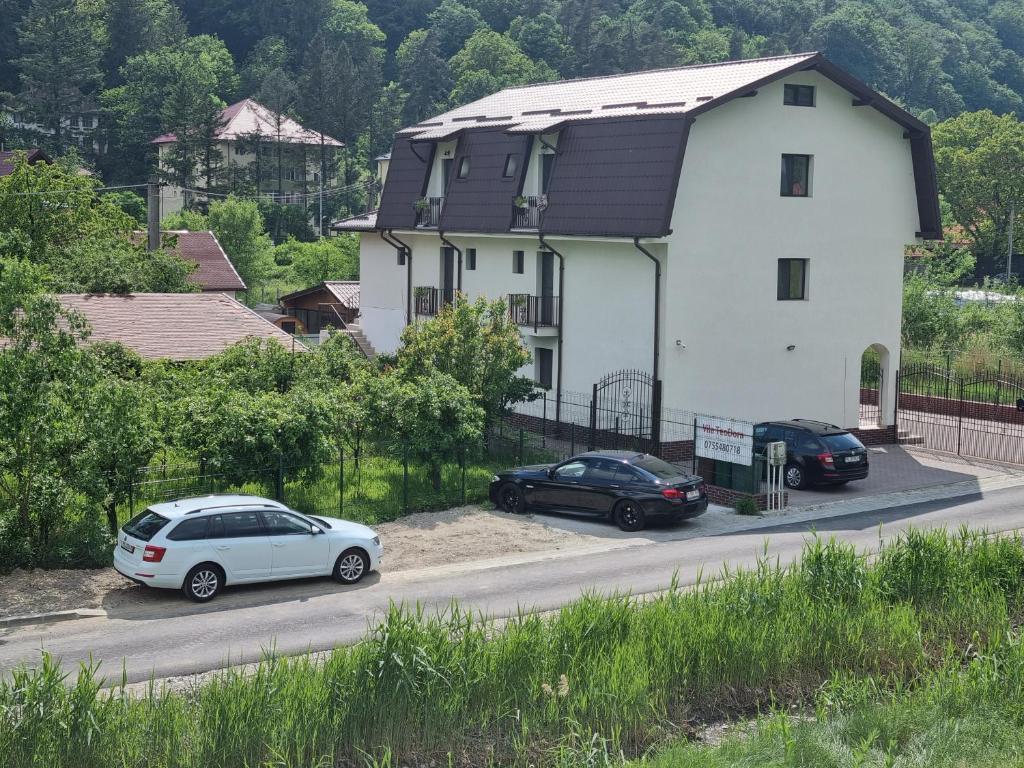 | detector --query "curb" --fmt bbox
[0,608,107,629]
